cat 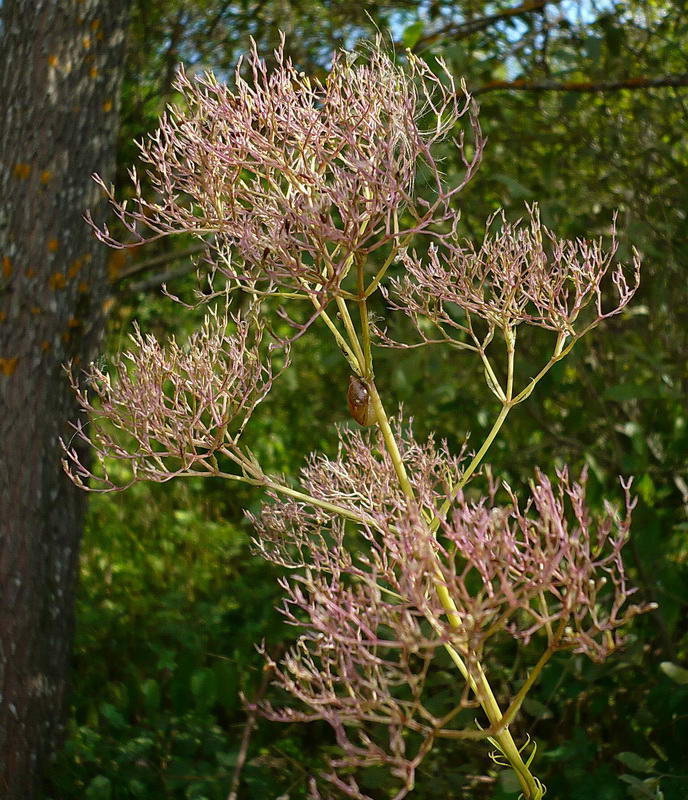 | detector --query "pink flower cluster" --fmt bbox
[251,423,650,799]
[63,305,277,491]
[390,206,641,340]
[92,38,482,300]
[65,37,653,800]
